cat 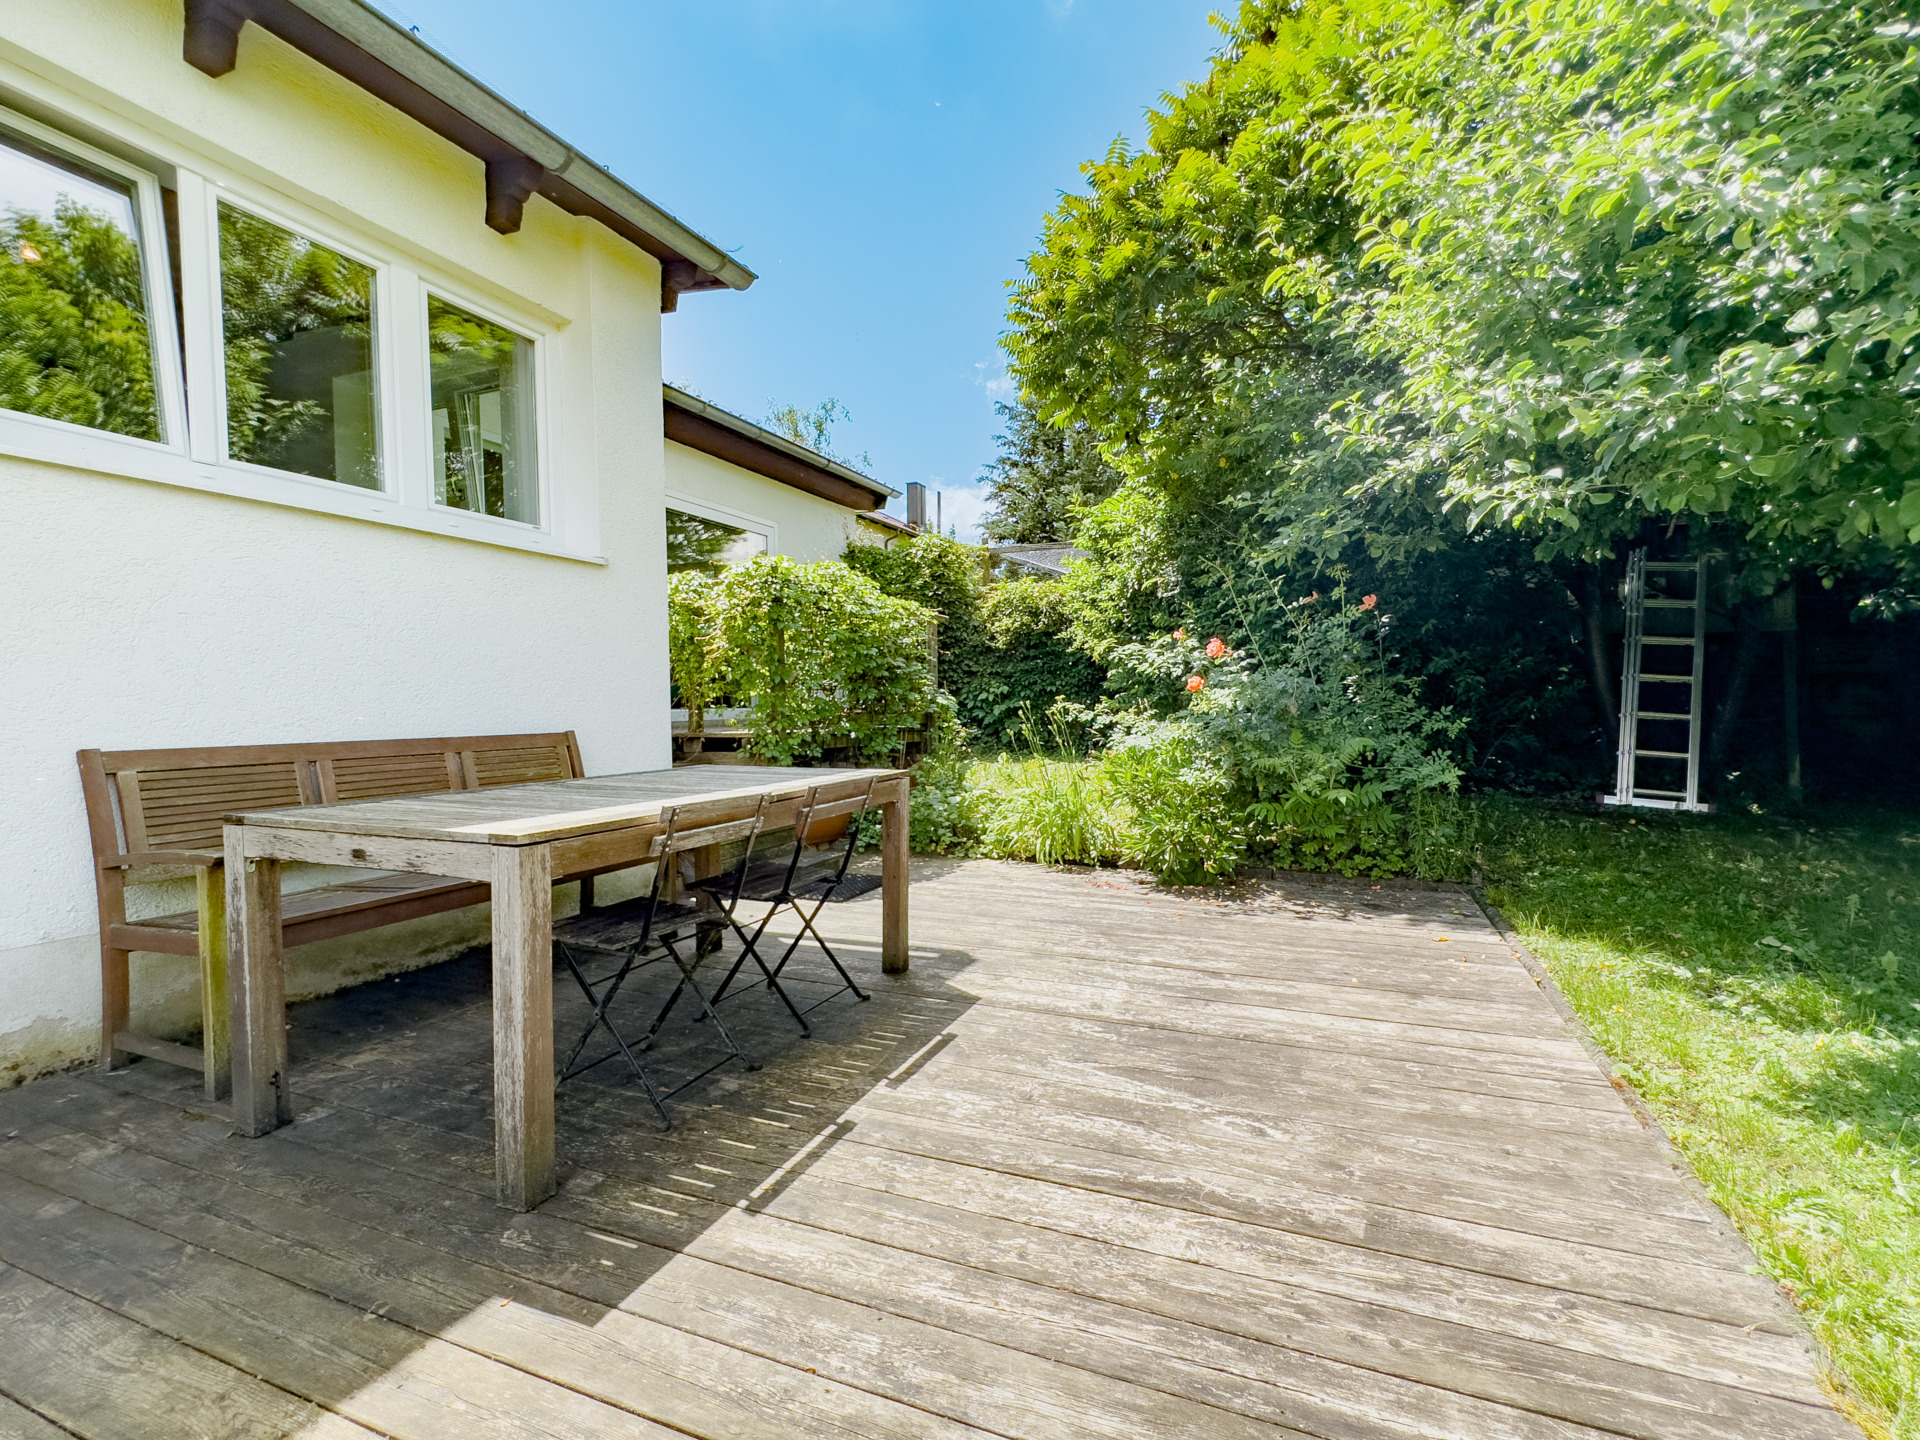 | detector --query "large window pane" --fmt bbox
[667,507,767,573]
[0,129,160,441]
[219,204,379,488]
[429,296,536,523]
